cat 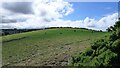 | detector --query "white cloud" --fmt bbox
[1,0,74,29]
[32,0,74,21]
[1,0,118,31]
[96,13,118,28]
[81,13,118,31]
